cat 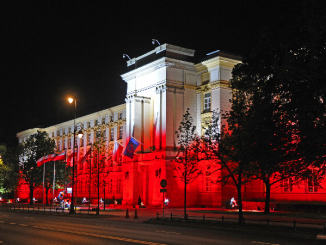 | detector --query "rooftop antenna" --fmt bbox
[152,39,160,46]
[123,54,131,60]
